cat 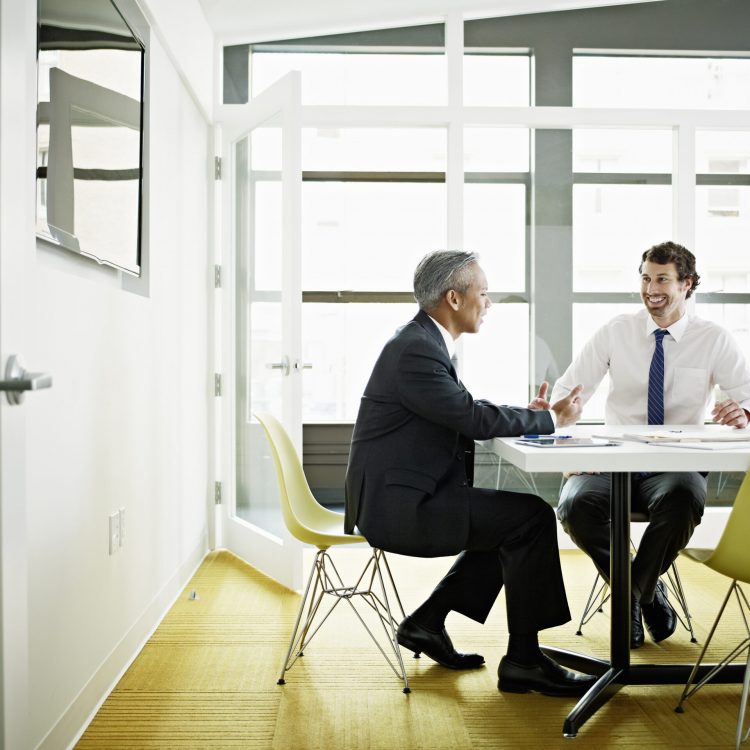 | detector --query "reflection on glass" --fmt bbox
[252,51,447,105]
[573,129,672,173]
[301,304,416,421]
[236,129,284,536]
[464,184,525,290]
[461,304,529,407]
[696,186,750,293]
[573,185,672,292]
[571,304,641,421]
[301,182,446,290]
[574,56,750,109]
[302,128,446,172]
[464,128,529,172]
[36,0,143,274]
[463,54,530,106]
